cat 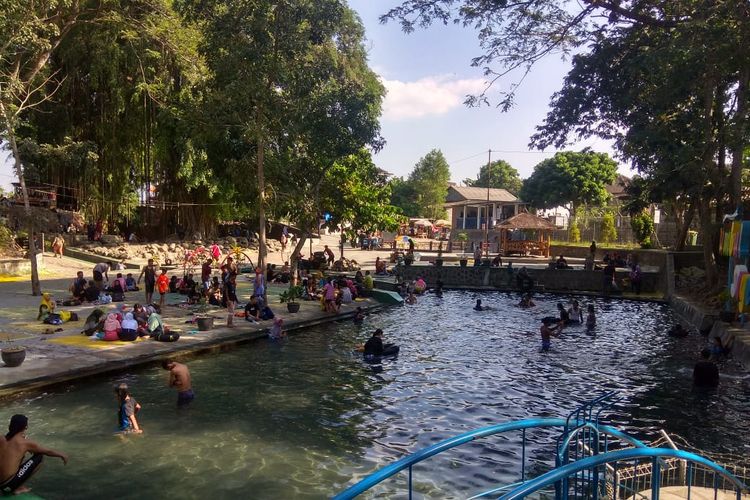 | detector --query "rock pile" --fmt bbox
[73,236,263,266]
